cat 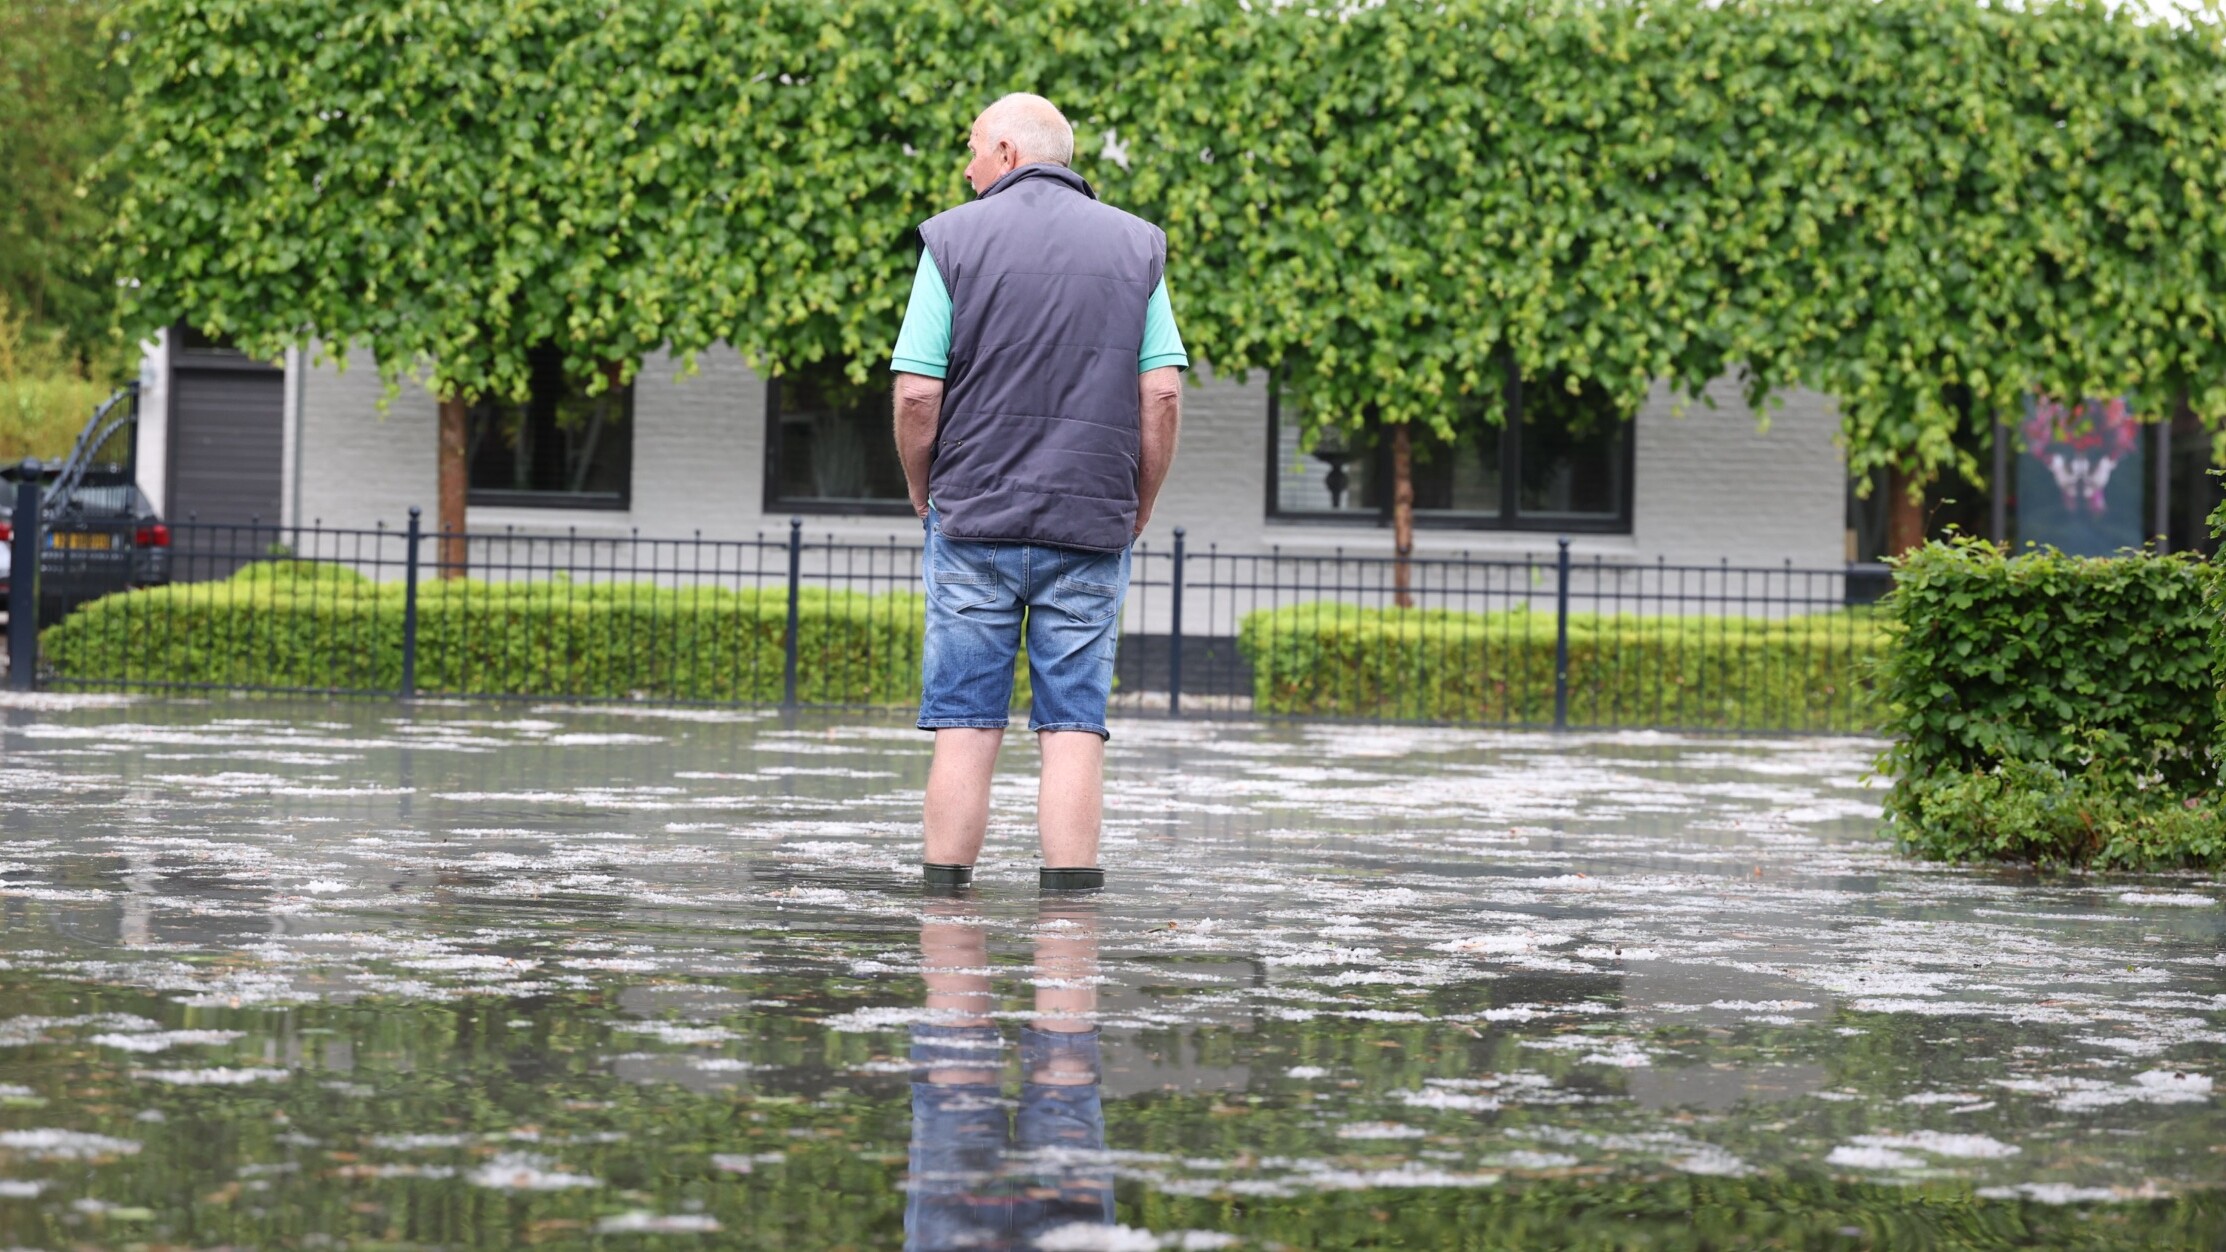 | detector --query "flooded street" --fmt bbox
[0,695,2219,1248]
